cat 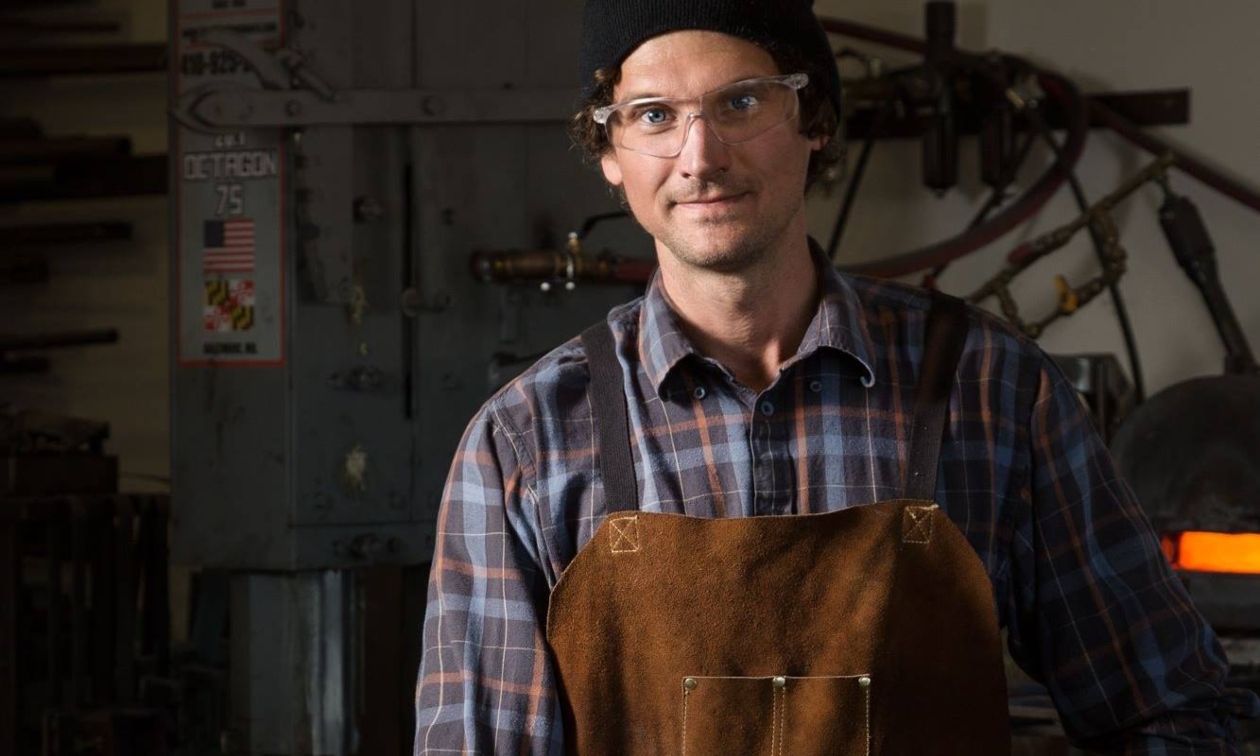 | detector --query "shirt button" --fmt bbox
[809,380,823,394]
[692,386,707,400]
[760,400,775,417]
